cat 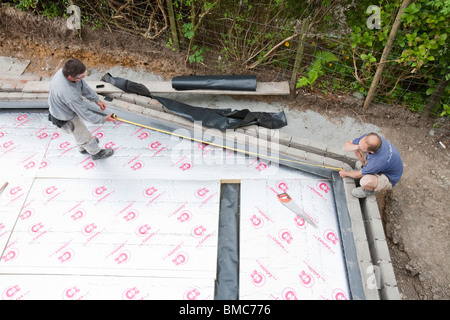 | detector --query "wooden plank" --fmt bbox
[22,80,290,96]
